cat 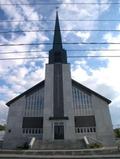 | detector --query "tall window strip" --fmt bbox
[81,91,84,115]
[34,94,36,115]
[31,95,33,116]
[72,87,75,114]
[36,91,39,116]
[75,88,78,114]
[72,86,93,116]
[73,87,77,114]
[24,88,44,117]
